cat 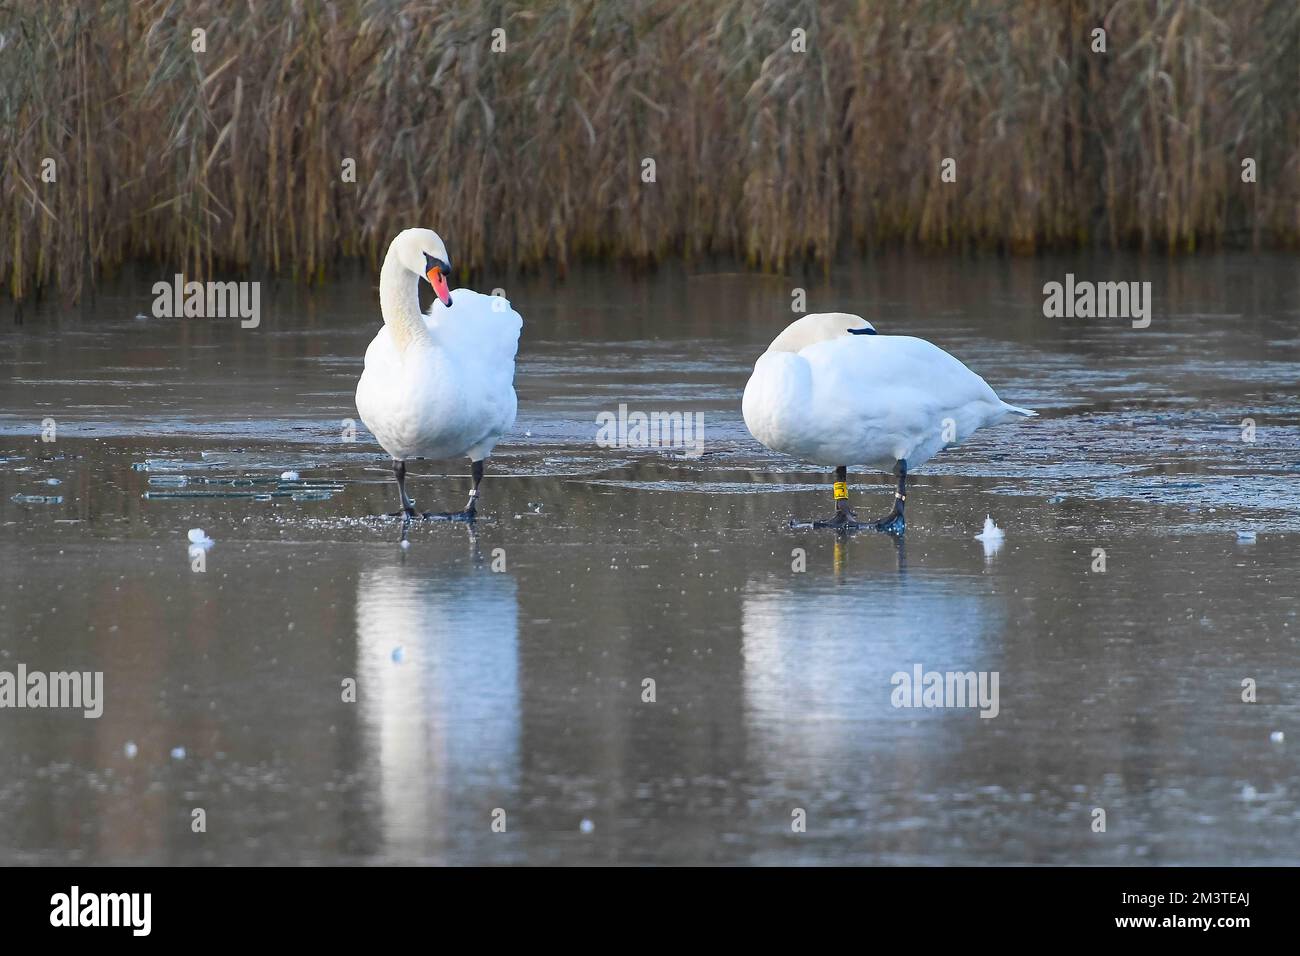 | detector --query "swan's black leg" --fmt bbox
[871,459,907,534]
[794,462,907,534]
[385,459,417,518]
[423,458,483,522]
[460,458,482,518]
[808,465,867,530]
